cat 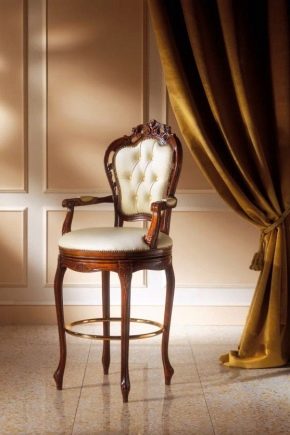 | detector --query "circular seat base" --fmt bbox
[65,317,164,340]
